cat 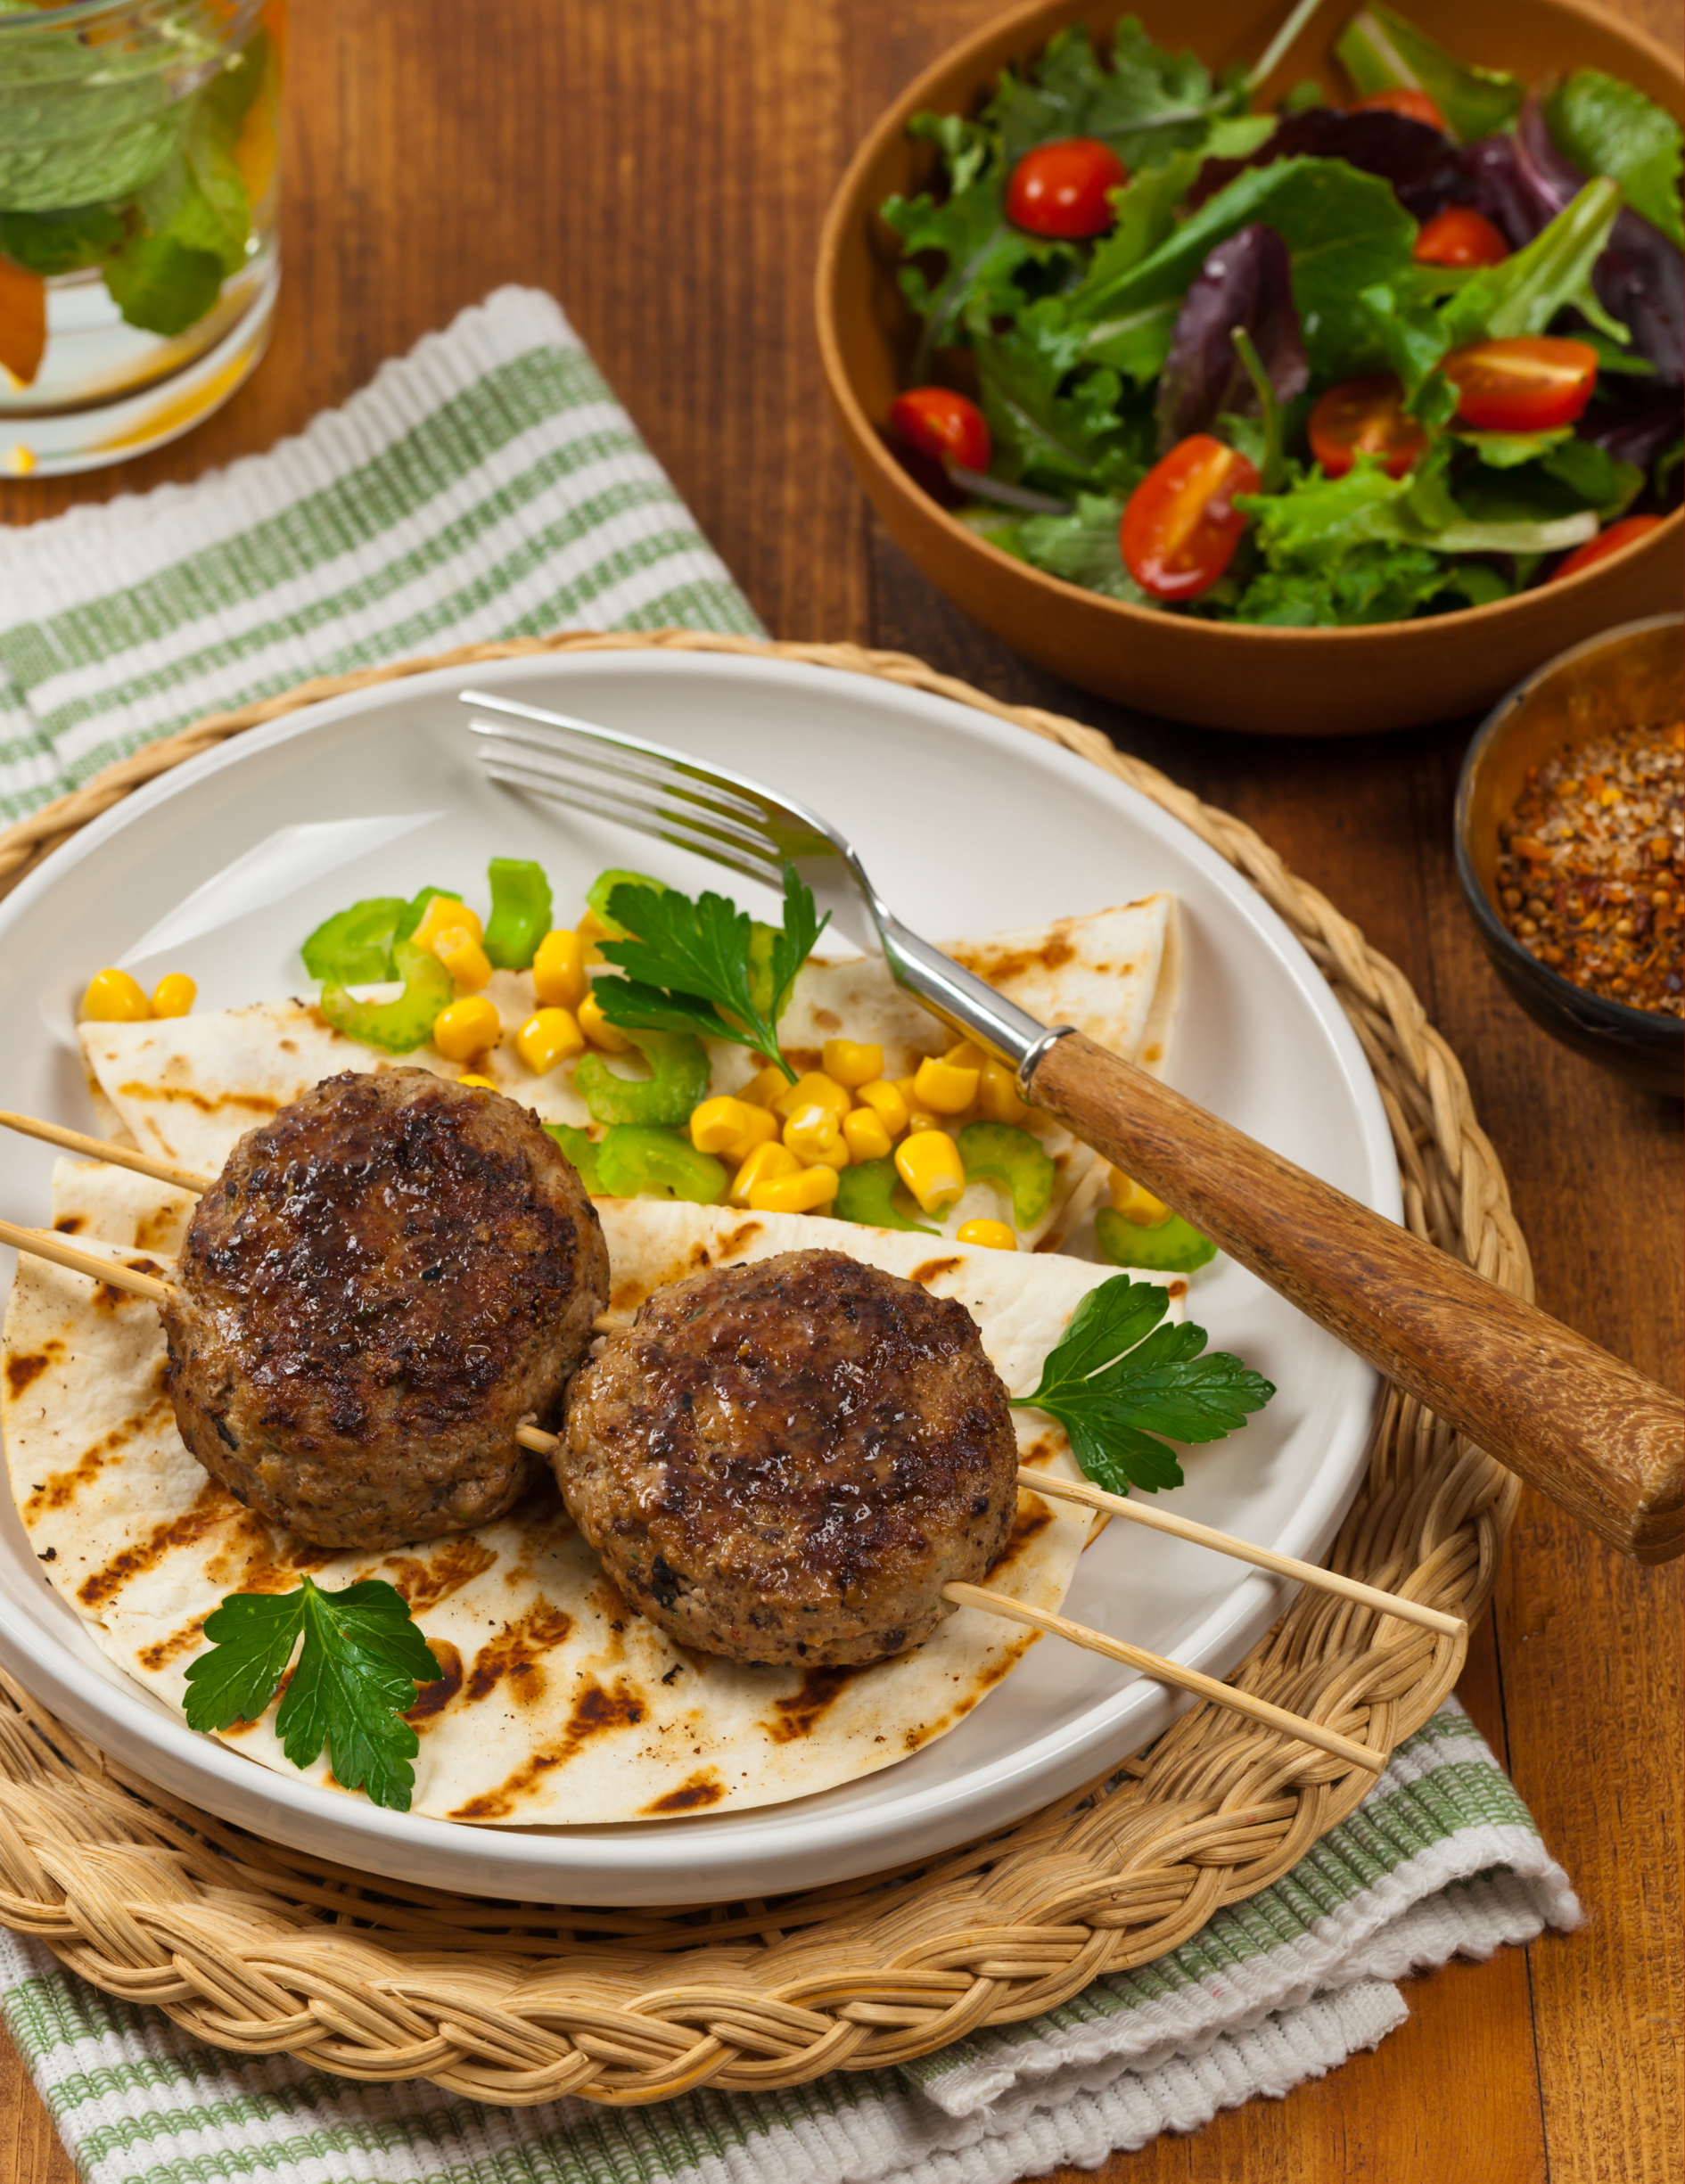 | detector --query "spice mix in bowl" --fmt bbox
[1457,613,1684,1093]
